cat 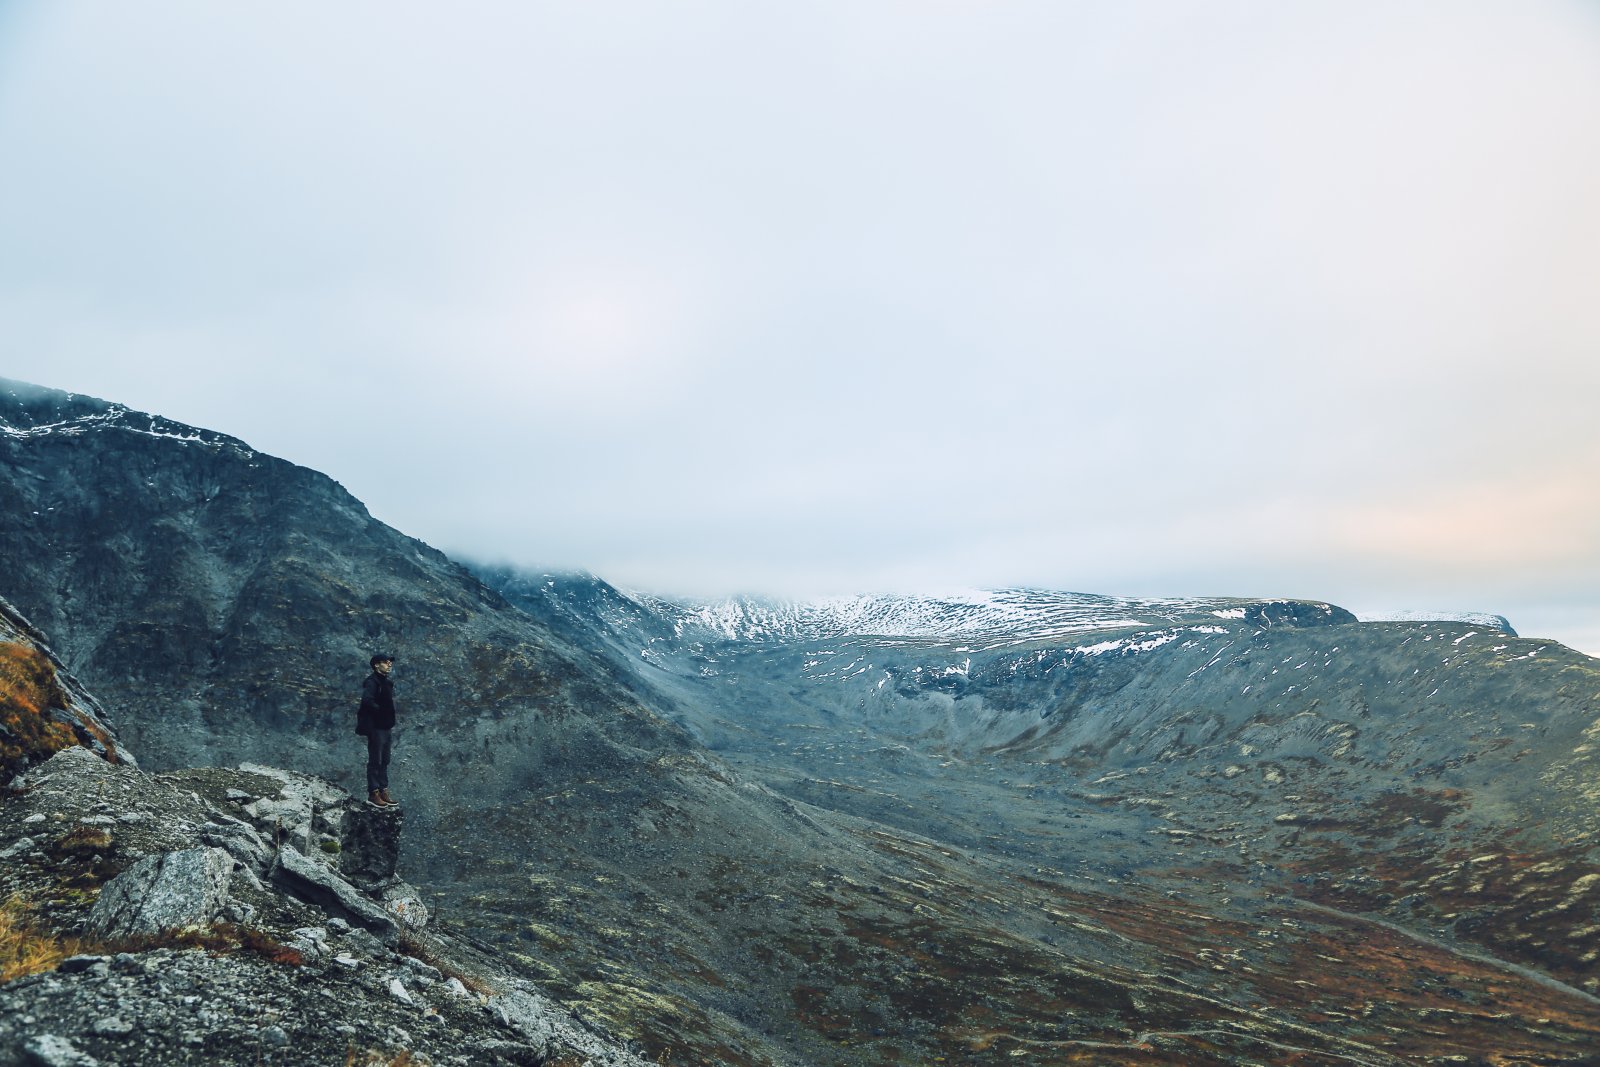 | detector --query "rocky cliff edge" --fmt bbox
[1,677,650,1066]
